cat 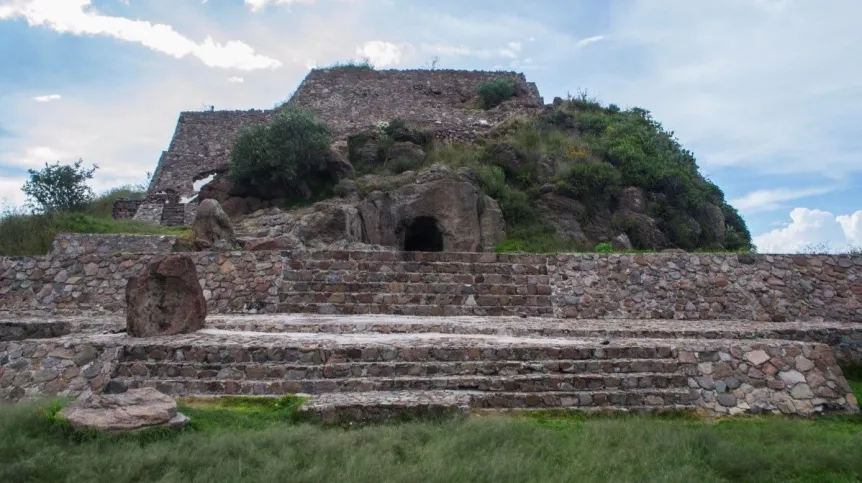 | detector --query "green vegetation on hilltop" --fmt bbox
[1,374,860,483]
[421,91,753,253]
